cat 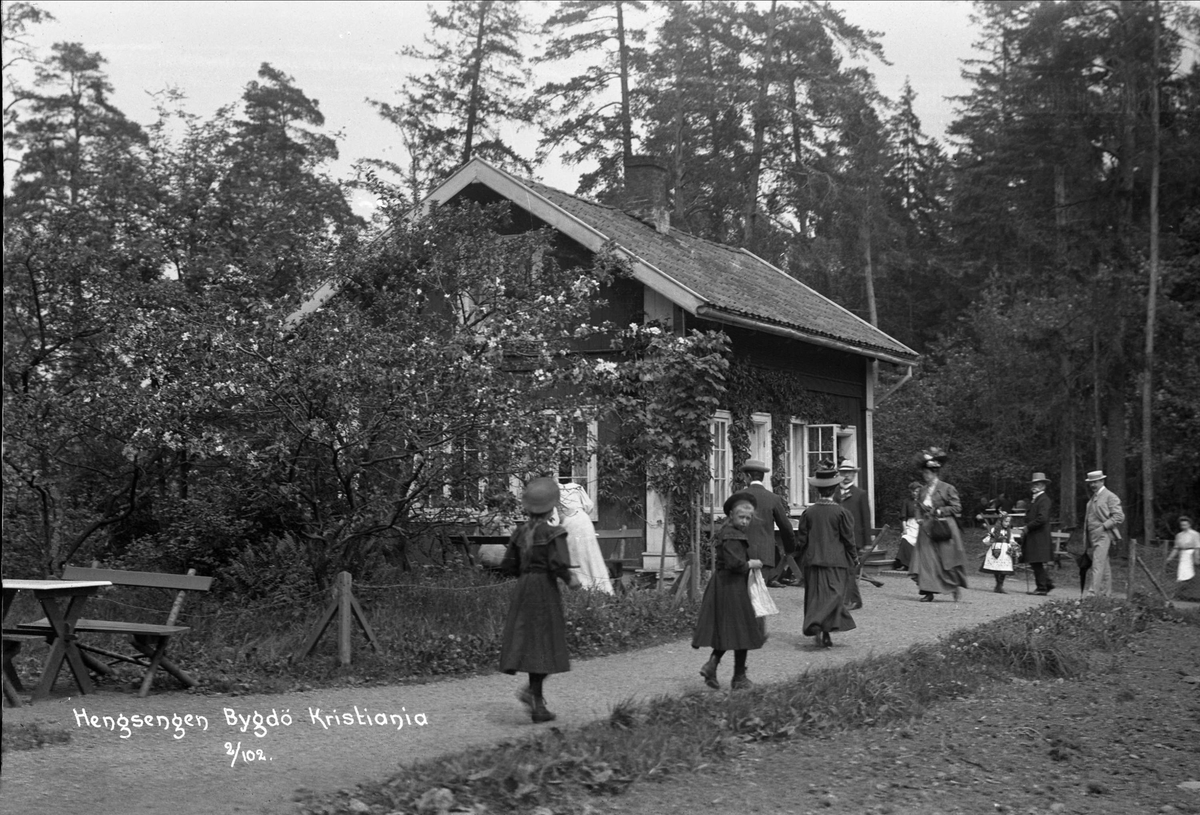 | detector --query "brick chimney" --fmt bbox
[623,156,670,234]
